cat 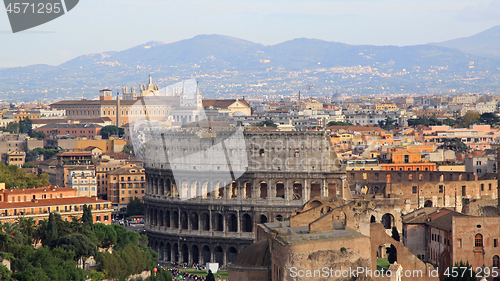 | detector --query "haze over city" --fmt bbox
[1,0,500,68]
